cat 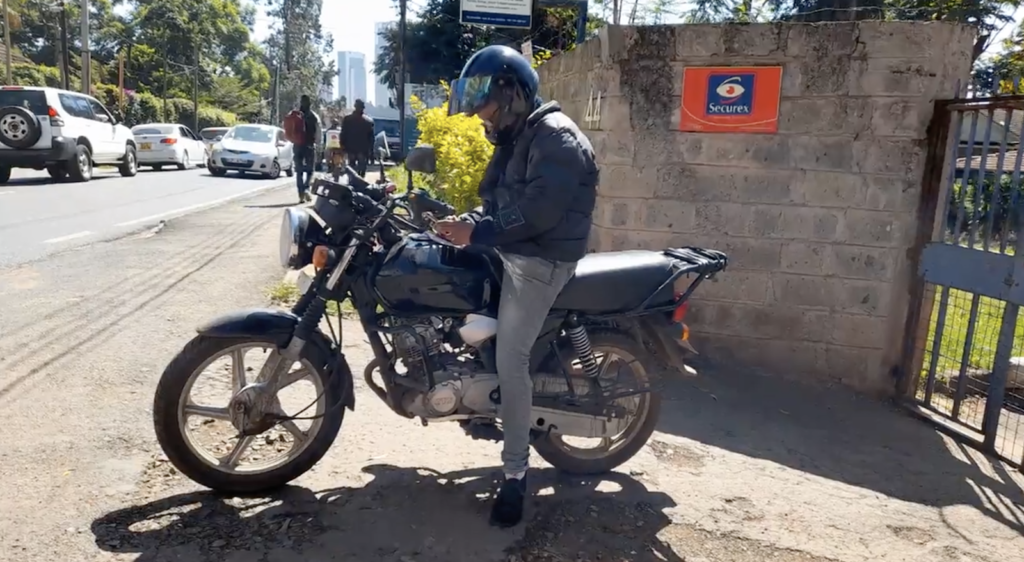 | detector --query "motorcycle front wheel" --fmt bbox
[532,330,663,475]
[152,335,346,493]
